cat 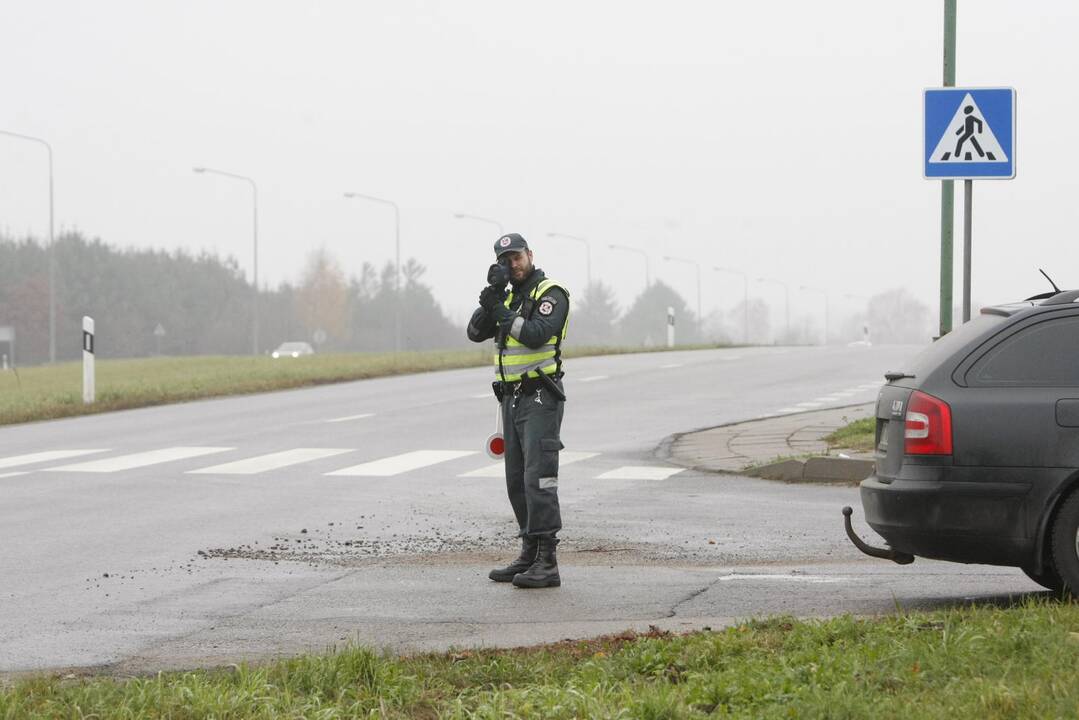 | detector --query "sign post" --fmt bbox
[924,86,1016,323]
[938,0,956,337]
[0,326,14,370]
[666,307,675,348]
[82,316,95,404]
[153,323,166,356]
